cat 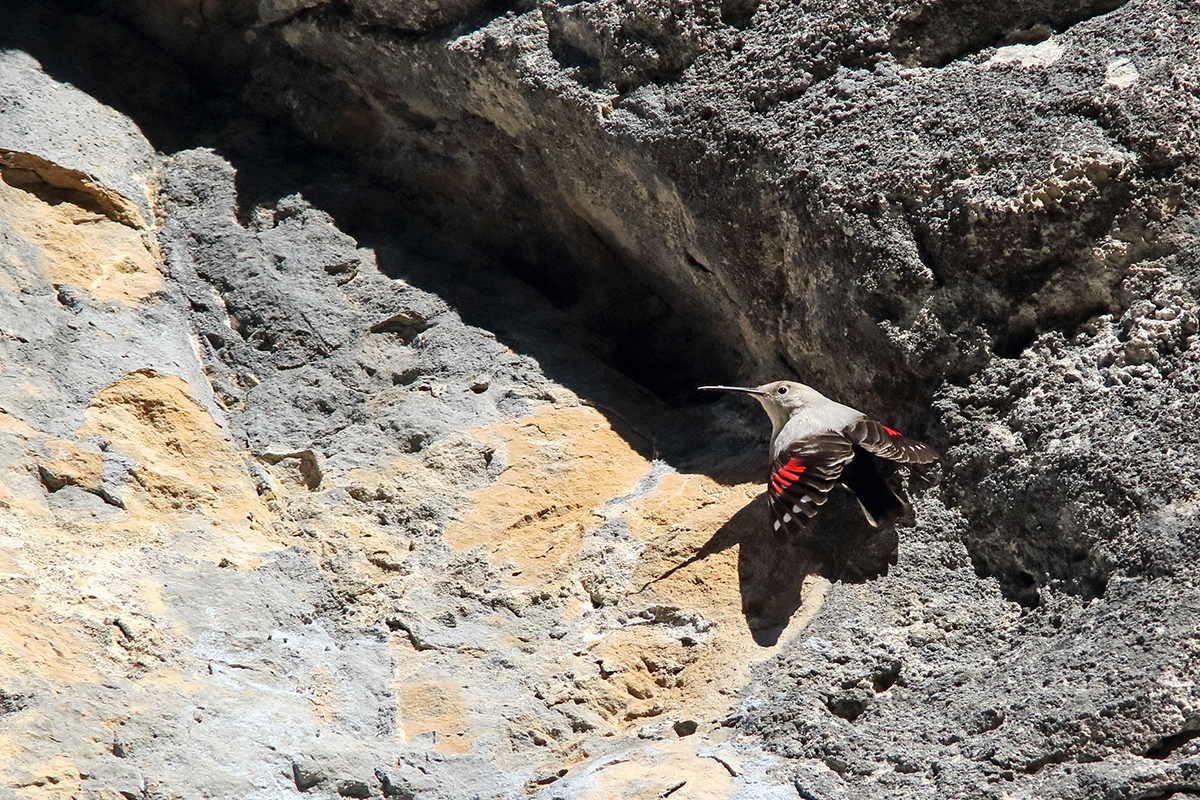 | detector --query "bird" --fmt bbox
[699,381,937,536]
